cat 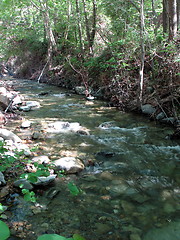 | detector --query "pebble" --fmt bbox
[95,223,112,234]
[100,171,114,180]
[130,233,142,240]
